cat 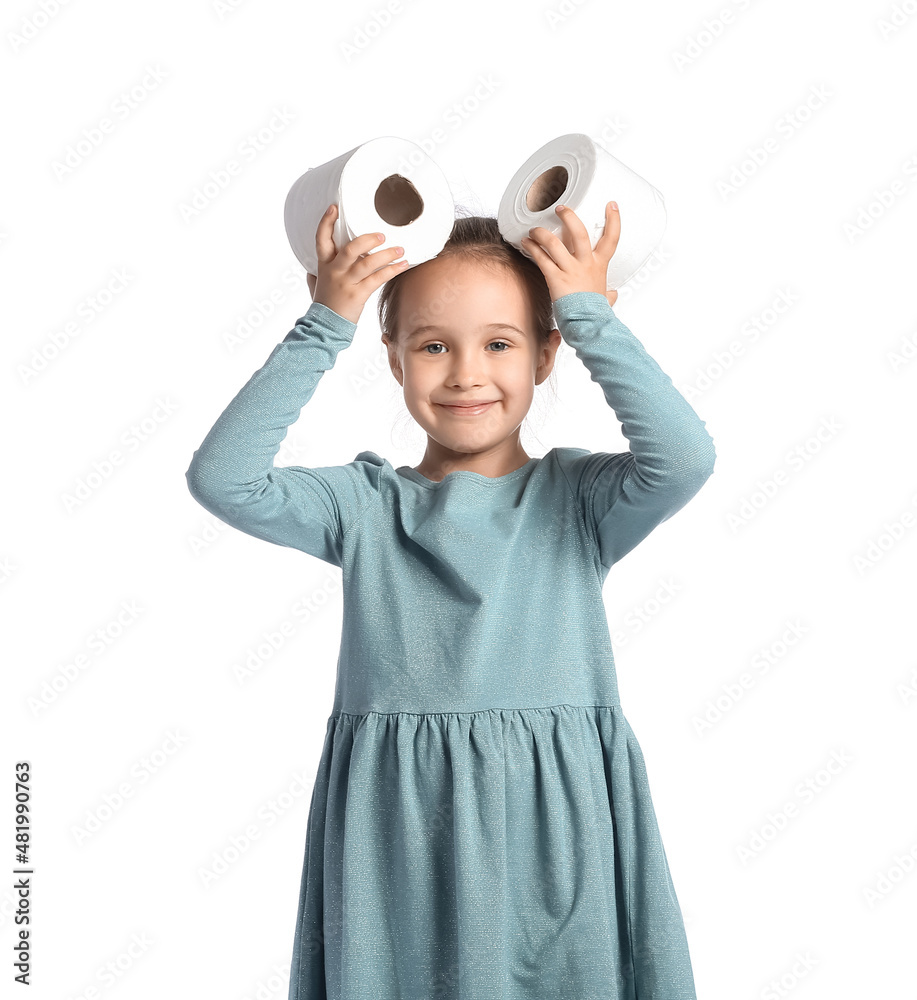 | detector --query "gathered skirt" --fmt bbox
[288,703,697,1000]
